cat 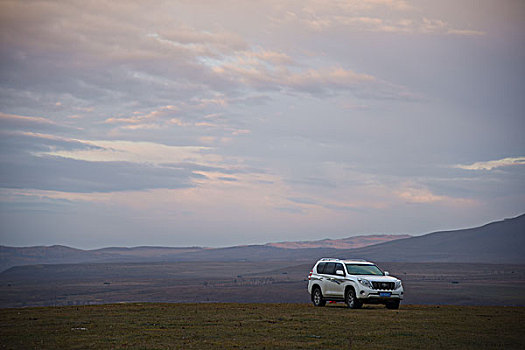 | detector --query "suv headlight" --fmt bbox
[395,280,402,289]
[357,278,373,289]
